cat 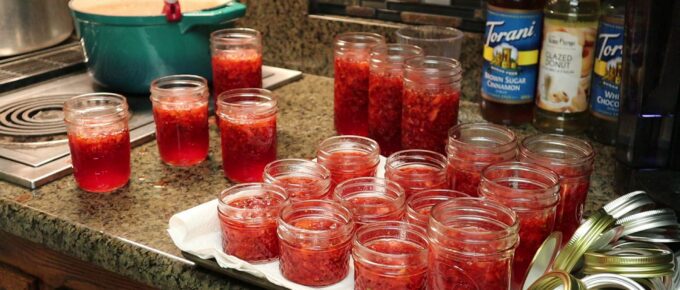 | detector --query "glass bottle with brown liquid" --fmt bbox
[480,0,545,125]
